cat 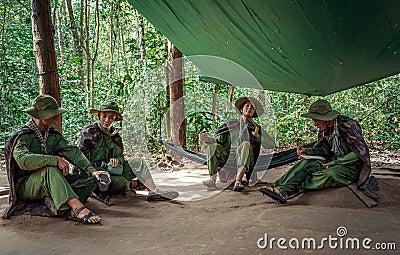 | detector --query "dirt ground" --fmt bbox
[0,155,399,255]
